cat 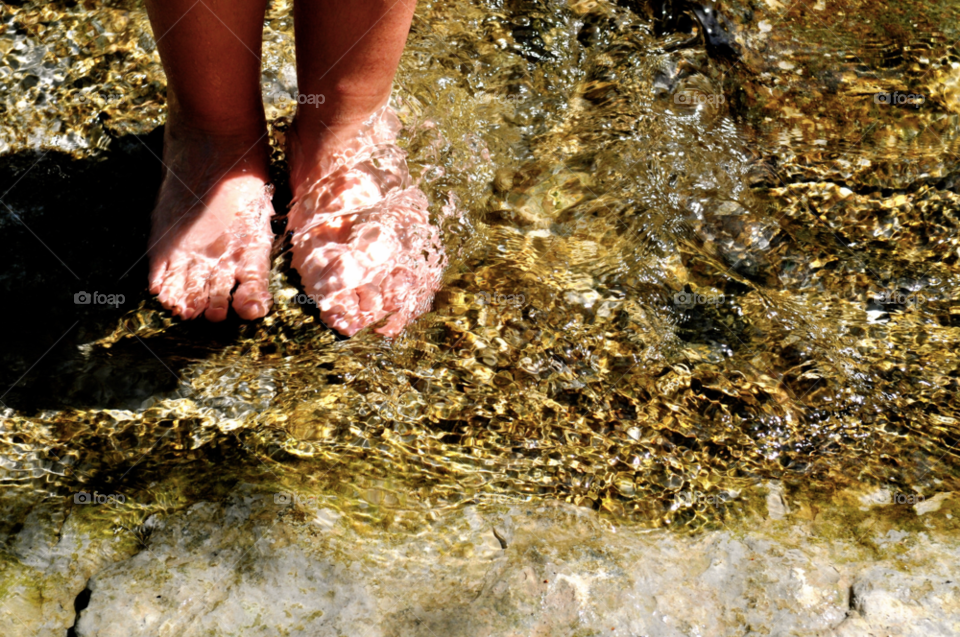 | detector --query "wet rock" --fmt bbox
[710,0,960,189]
[765,480,789,520]
[916,493,953,516]
[859,487,892,509]
[486,165,593,230]
[3,485,957,636]
[0,499,139,637]
[837,568,960,637]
